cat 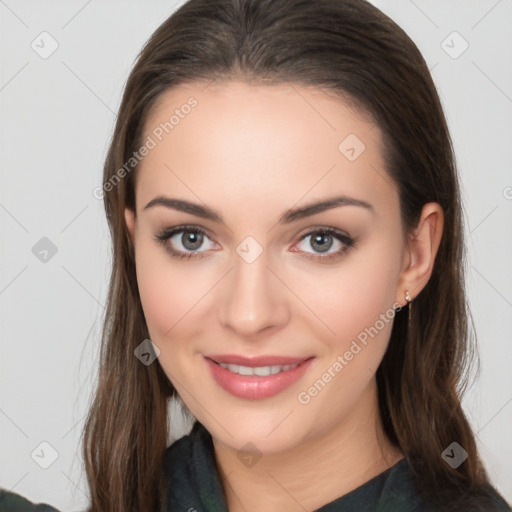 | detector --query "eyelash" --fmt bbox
[154,225,356,263]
